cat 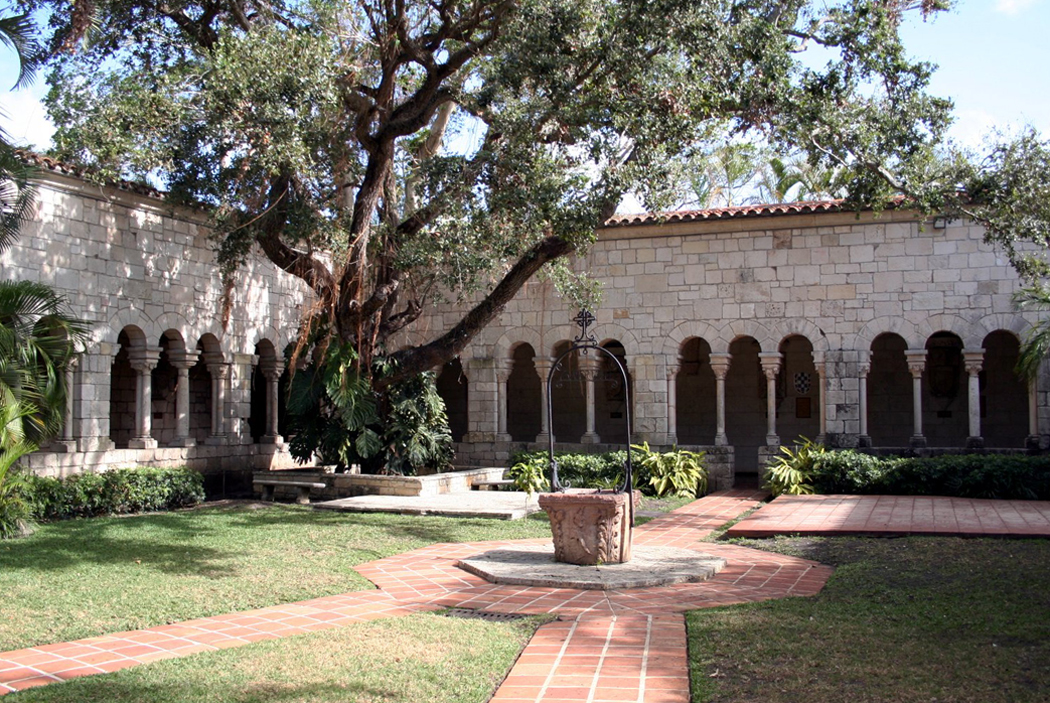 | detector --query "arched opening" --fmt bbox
[550,340,585,443]
[777,335,819,443]
[108,328,142,449]
[596,340,631,444]
[189,334,222,443]
[868,333,911,447]
[506,344,540,442]
[724,336,764,471]
[982,331,1028,448]
[676,337,716,445]
[249,340,279,443]
[151,331,183,446]
[923,331,967,447]
[436,358,469,442]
